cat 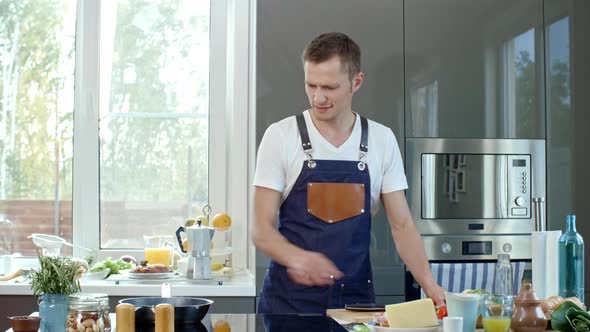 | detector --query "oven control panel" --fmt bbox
[507,155,531,218]
[462,241,493,255]
[423,235,531,260]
